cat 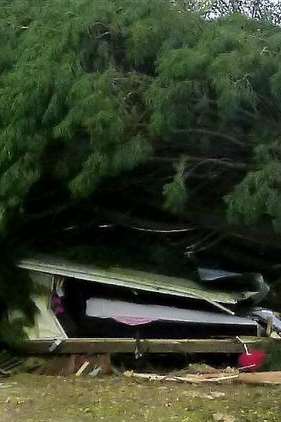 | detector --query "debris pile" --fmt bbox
[0,351,24,378]
[124,369,281,385]
[19,354,112,377]
[14,256,281,348]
